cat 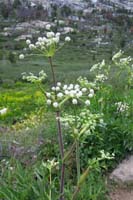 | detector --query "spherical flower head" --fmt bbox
[69,90,75,97]
[47,99,52,105]
[65,90,69,95]
[26,39,31,45]
[46,92,51,98]
[53,37,59,43]
[63,85,68,90]
[57,92,63,98]
[72,99,78,105]
[75,84,79,89]
[52,86,56,91]
[36,41,41,47]
[55,86,60,91]
[38,37,43,42]
[76,91,83,98]
[57,82,61,87]
[47,32,55,38]
[19,54,24,60]
[29,44,35,50]
[85,100,90,106]
[53,102,59,108]
[65,36,71,42]
[46,24,51,30]
[56,32,61,37]
[42,37,47,42]
[82,88,87,92]
[90,89,94,95]
[88,93,94,98]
